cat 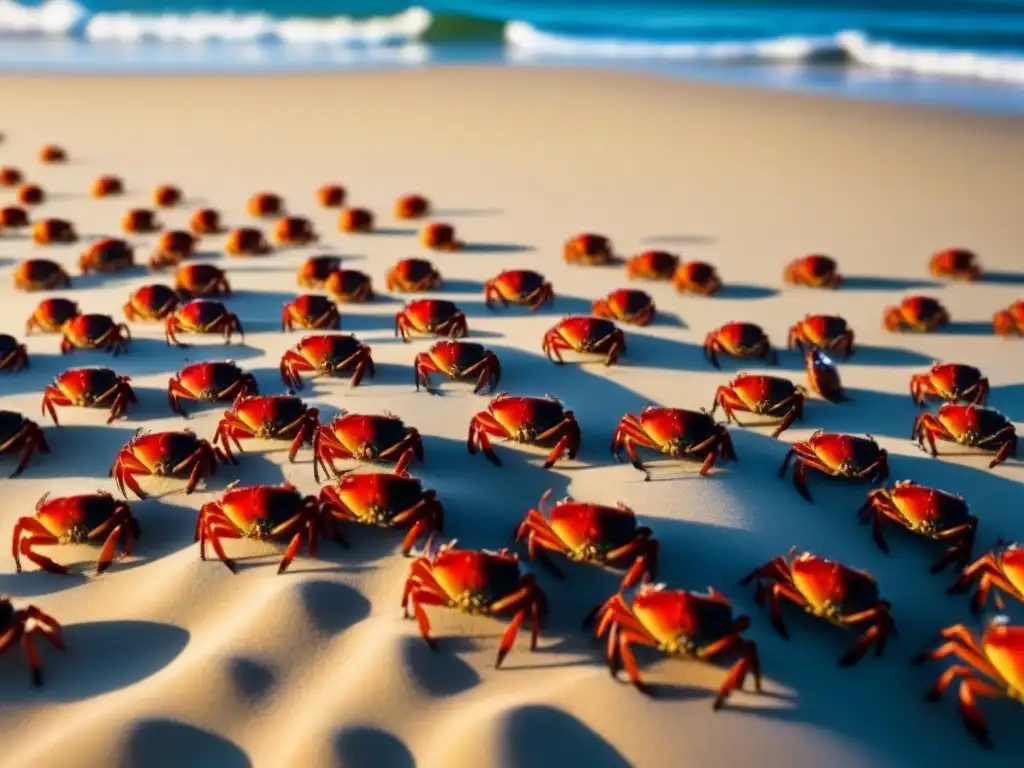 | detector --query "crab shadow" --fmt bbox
[762,345,932,373]
[457,295,594,320]
[434,278,484,294]
[715,284,778,300]
[245,360,410,399]
[936,321,994,337]
[801,386,919,439]
[431,207,504,218]
[333,725,416,768]
[979,270,1024,286]
[990,383,1024,421]
[0,570,88,599]
[841,275,941,291]
[112,338,262,377]
[461,242,536,255]
[502,705,633,767]
[122,719,252,768]
[640,234,716,246]
[400,635,482,696]
[6,423,139,482]
[74,266,150,290]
